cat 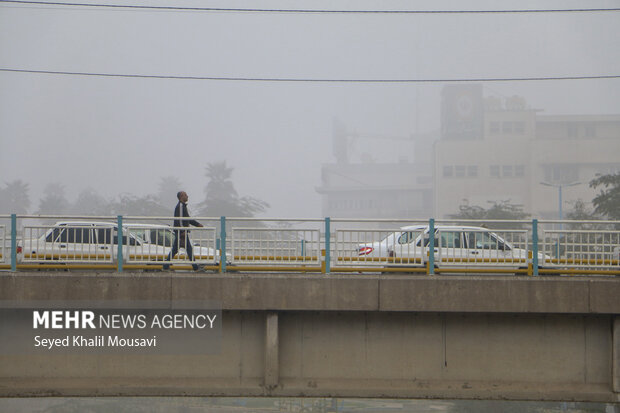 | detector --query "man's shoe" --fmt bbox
[163,264,170,270]
[192,264,200,271]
